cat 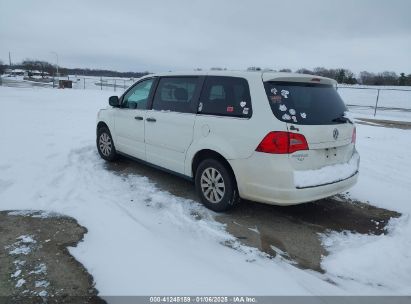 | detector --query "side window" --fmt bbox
[122,78,154,109]
[152,77,199,113]
[199,76,252,117]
